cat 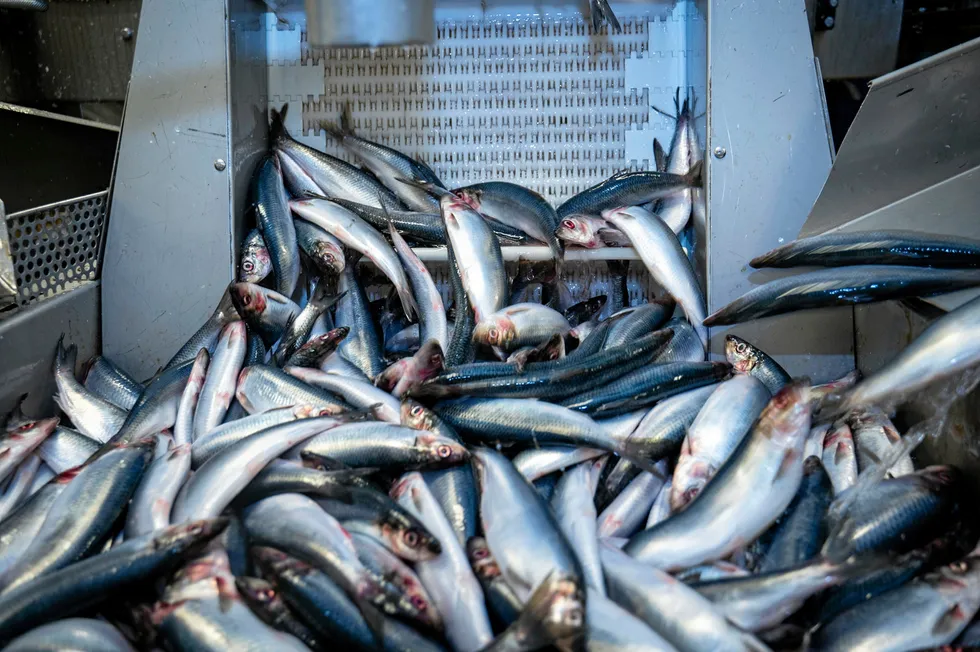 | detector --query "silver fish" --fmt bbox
[750,229,980,269]
[551,459,606,595]
[334,258,386,379]
[472,448,584,608]
[108,361,193,446]
[704,265,980,327]
[696,557,878,632]
[843,294,980,411]
[323,116,442,212]
[5,618,135,652]
[191,405,319,468]
[239,228,273,284]
[193,321,247,439]
[229,282,301,346]
[514,446,605,482]
[810,555,980,651]
[597,459,667,539]
[290,198,418,318]
[822,420,858,495]
[440,194,507,323]
[173,348,209,446]
[390,223,449,352]
[626,382,812,571]
[653,317,705,363]
[600,544,763,652]
[171,416,339,523]
[652,91,696,234]
[847,406,914,477]
[125,441,191,539]
[254,155,300,298]
[555,214,614,249]
[603,206,707,348]
[472,303,571,352]
[53,339,125,443]
[0,418,58,485]
[454,182,563,259]
[557,164,701,219]
[36,426,98,474]
[0,439,153,594]
[298,421,467,471]
[671,374,771,511]
[285,366,400,423]
[272,279,342,367]
[0,455,39,523]
[294,218,346,275]
[82,356,143,411]
[235,365,349,414]
[645,477,672,528]
[585,591,675,652]
[391,472,494,652]
[271,105,405,211]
